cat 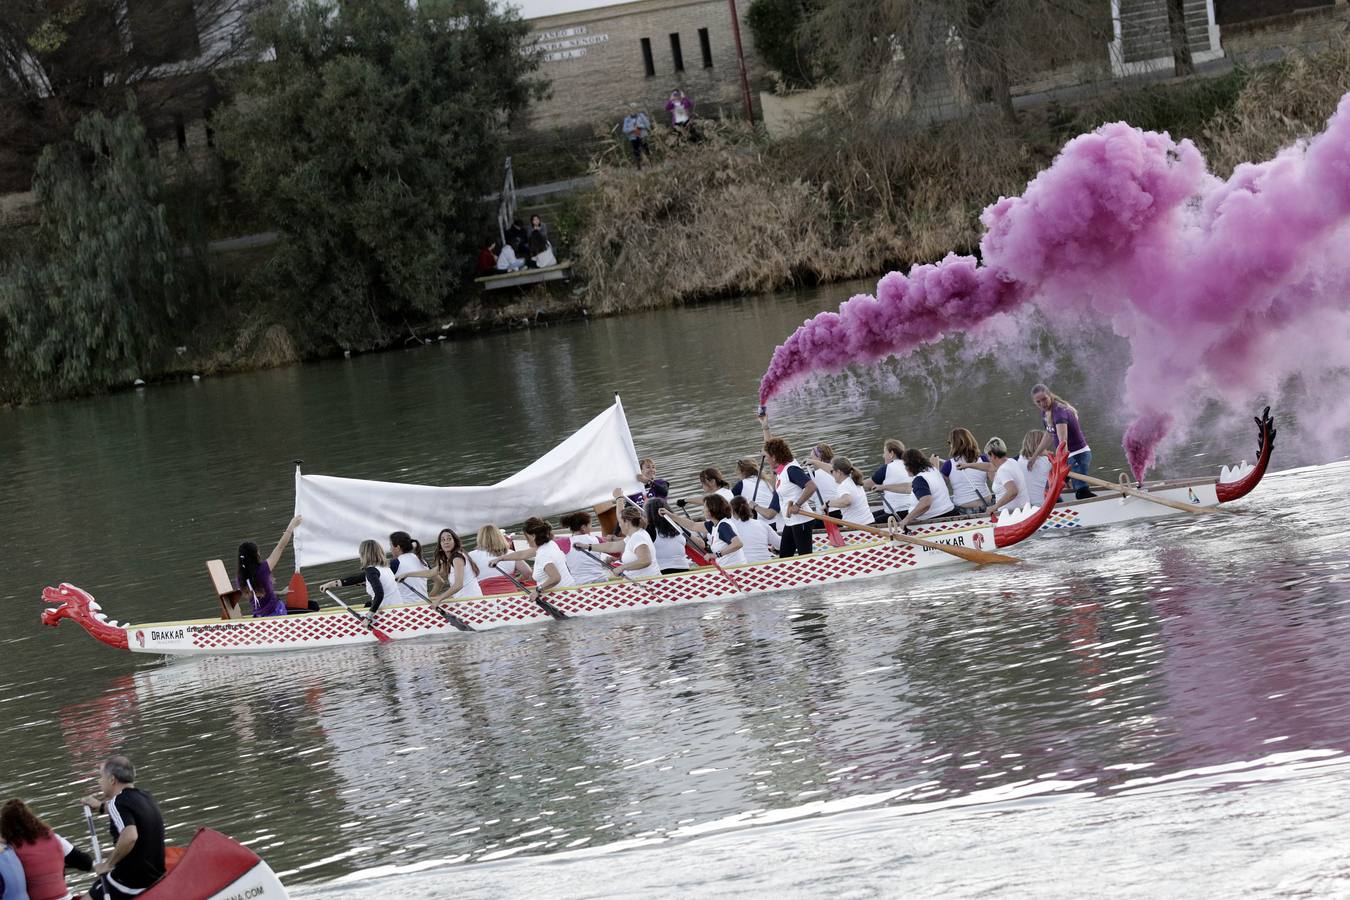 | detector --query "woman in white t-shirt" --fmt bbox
[397,528,482,600]
[497,518,577,601]
[559,510,613,584]
[1019,429,1053,507]
[802,442,840,510]
[981,437,1030,513]
[387,531,430,603]
[697,467,736,506]
[466,525,530,592]
[645,498,691,574]
[826,457,873,524]
[938,427,994,514]
[732,457,780,530]
[730,496,780,563]
[589,507,663,579]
